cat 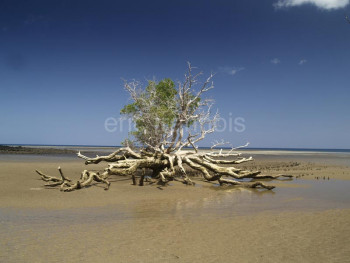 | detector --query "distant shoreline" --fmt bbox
[1,144,349,153]
[0,145,77,155]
